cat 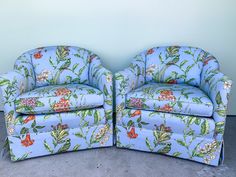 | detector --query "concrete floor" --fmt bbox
[0,113,235,177]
